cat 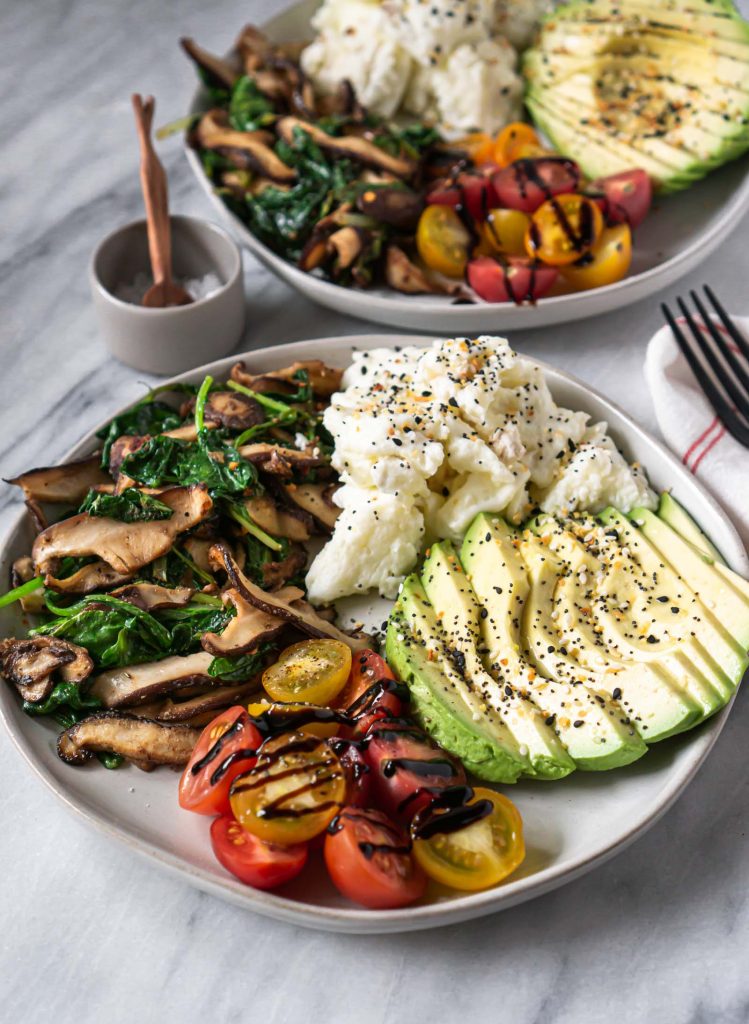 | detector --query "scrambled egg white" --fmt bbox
[306,336,656,603]
[301,0,550,138]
